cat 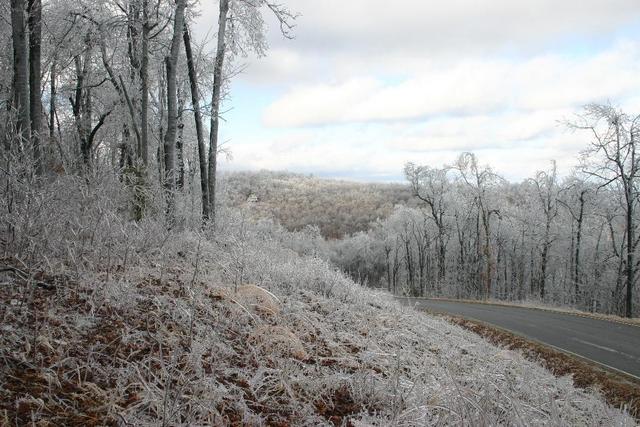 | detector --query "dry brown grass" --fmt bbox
[236,284,282,316]
[249,325,308,360]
